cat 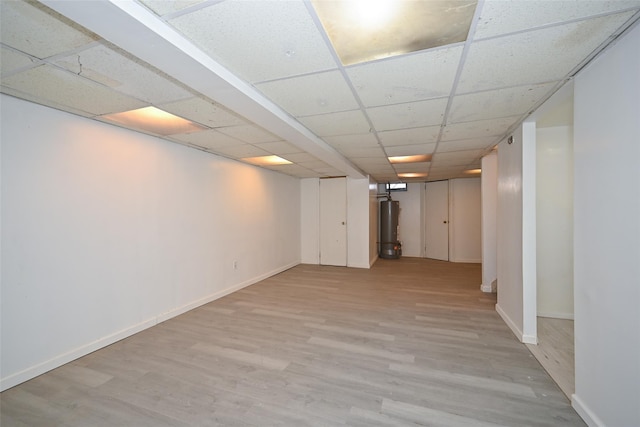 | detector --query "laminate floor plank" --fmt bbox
[1,258,585,426]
